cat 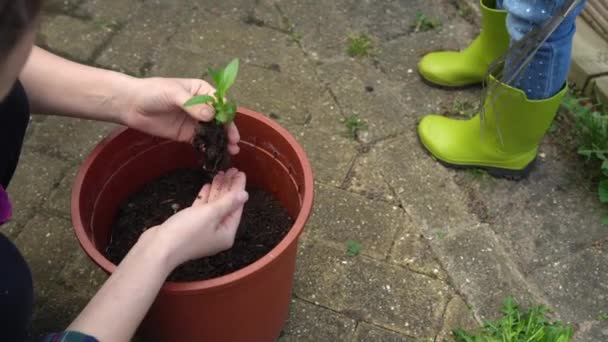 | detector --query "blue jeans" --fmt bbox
[495,0,586,99]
